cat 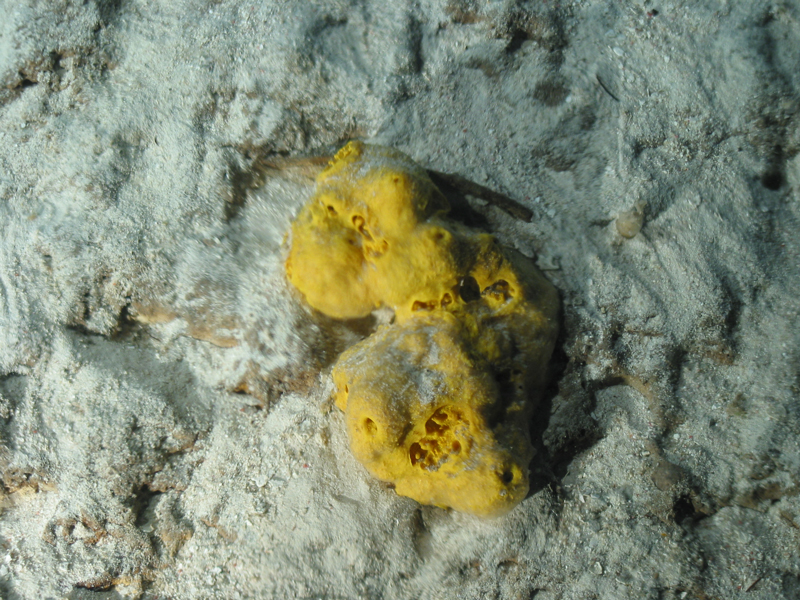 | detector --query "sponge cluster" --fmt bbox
[286,142,559,517]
